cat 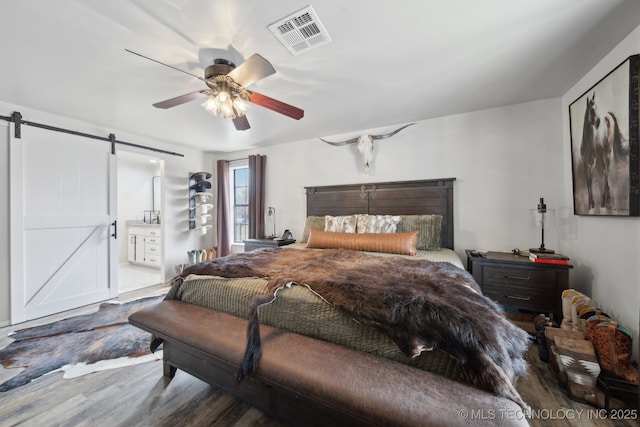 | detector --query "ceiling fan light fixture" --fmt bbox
[201,86,249,120]
[215,90,231,107]
[201,96,217,114]
[233,97,248,117]
[217,94,235,119]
